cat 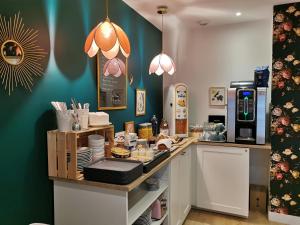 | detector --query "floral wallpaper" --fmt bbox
[271,3,300,216]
